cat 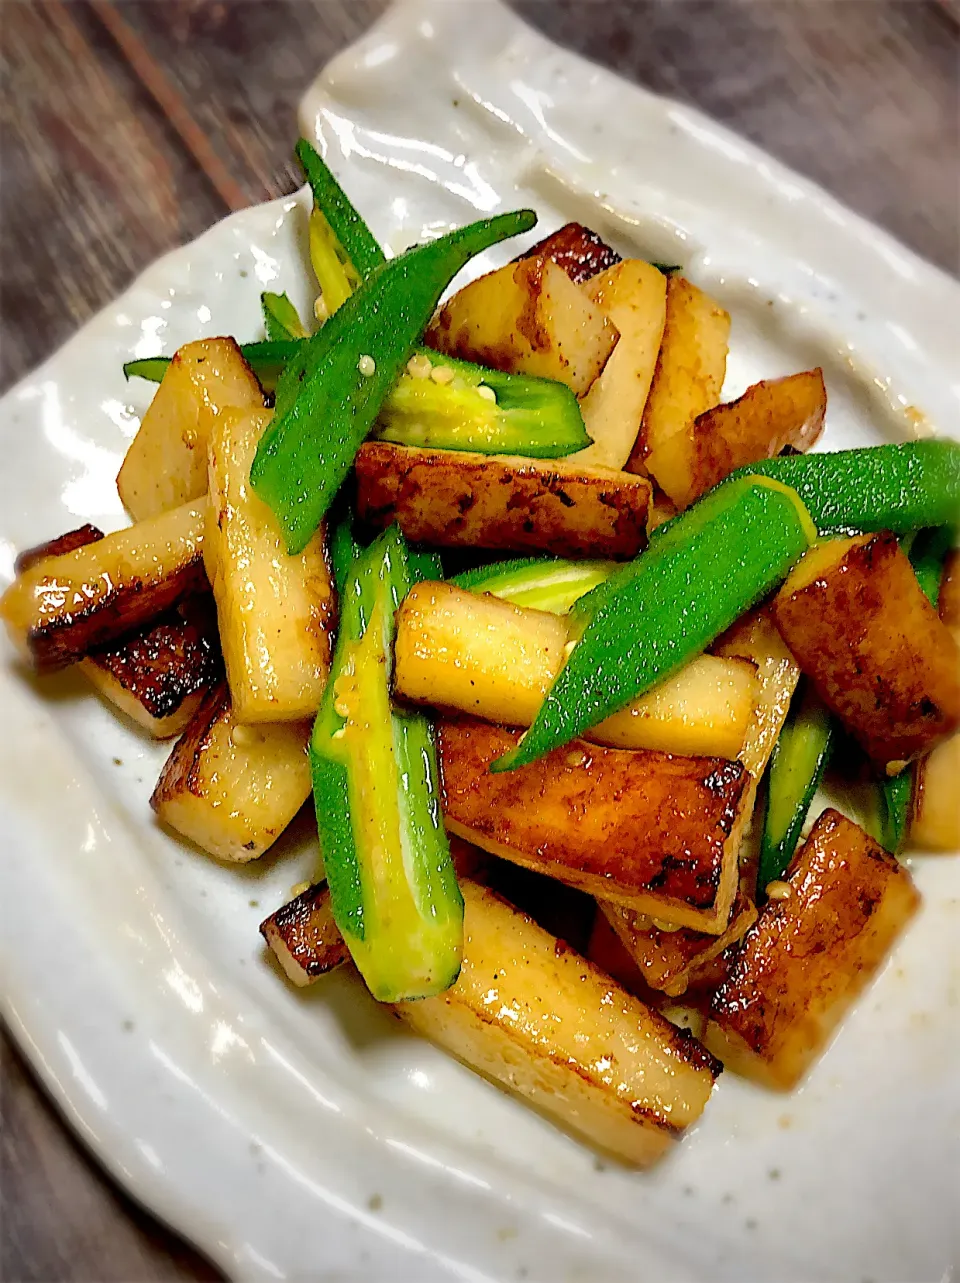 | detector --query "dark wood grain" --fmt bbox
[0,1032,222,1282]
[1,1,957,1278]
